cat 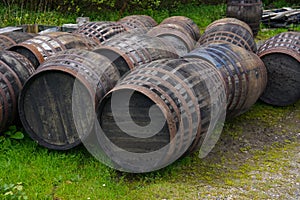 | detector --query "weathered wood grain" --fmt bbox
[18,49,120,150]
